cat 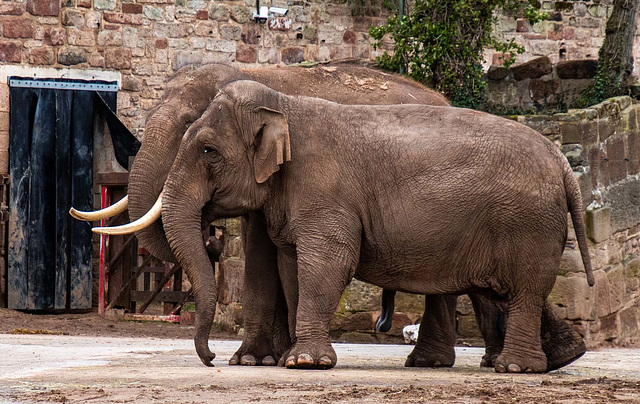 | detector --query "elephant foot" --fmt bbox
[278,342,337,370]
[405,347,455,368]
[494,351,547,374]
[229,342,279,366]
[543,329,586,372]
[540,305,587,372]
[479,350,500,368]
